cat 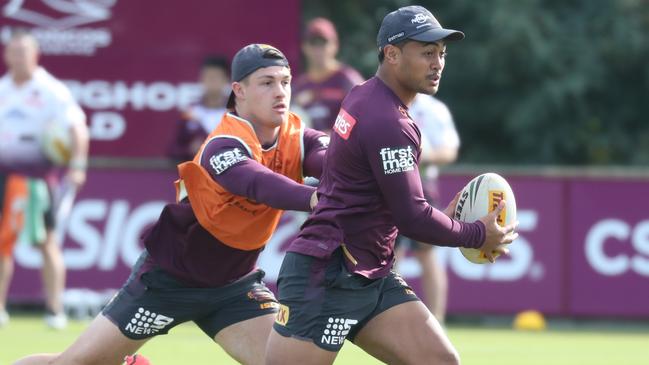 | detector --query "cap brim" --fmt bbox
[226,91,235,109]
[409,27,465,43]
